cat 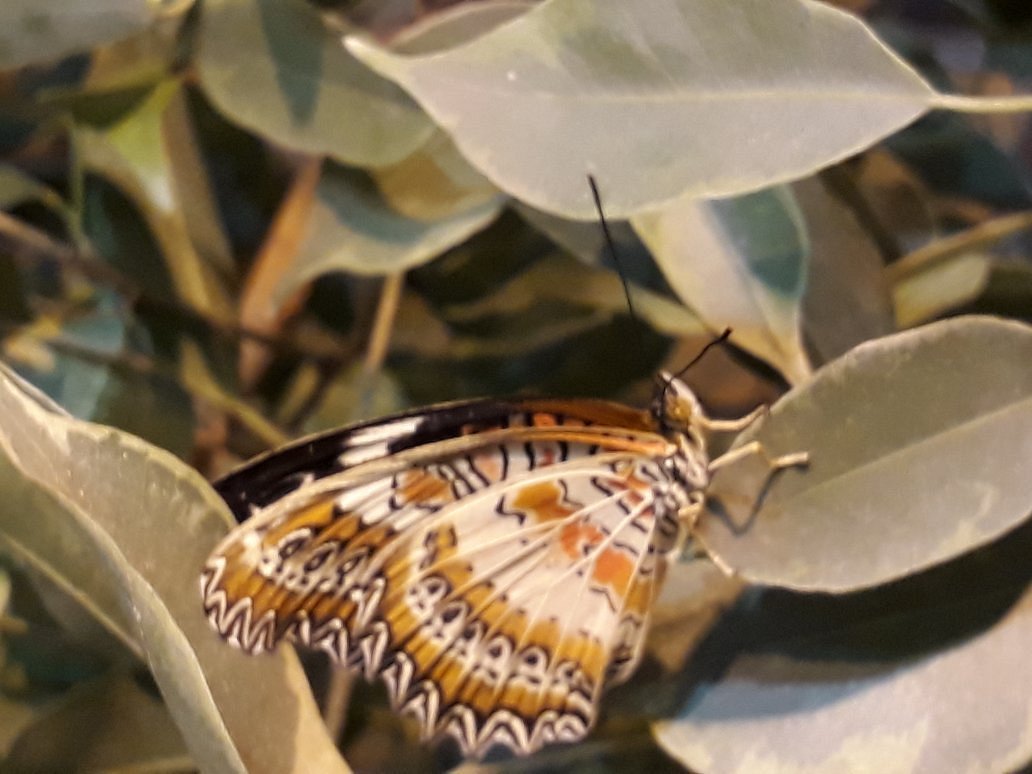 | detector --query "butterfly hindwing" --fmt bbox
[370,451,682,753]
[201,402,705,756]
